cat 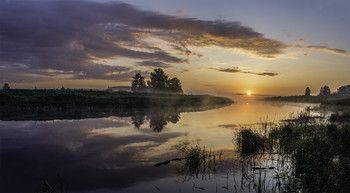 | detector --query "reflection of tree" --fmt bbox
[131,111,180,132]
[131,114,145,129]
[148,114,168,132]
[149,113,180,132]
